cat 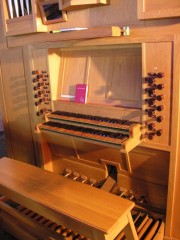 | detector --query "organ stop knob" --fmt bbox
[146,129,163,140]
[147,123,155,131]
[156,105,164,111]
[156,116,164,123]
[145,77,156,85]
[148,72,164,78]
[156,129,163,136]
